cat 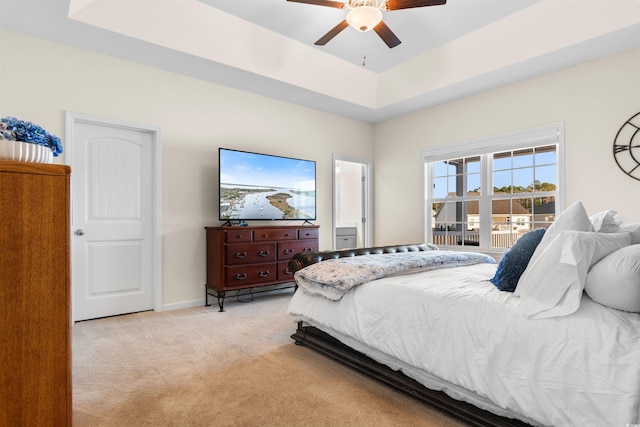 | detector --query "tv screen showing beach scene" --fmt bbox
[219,148,316,221]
